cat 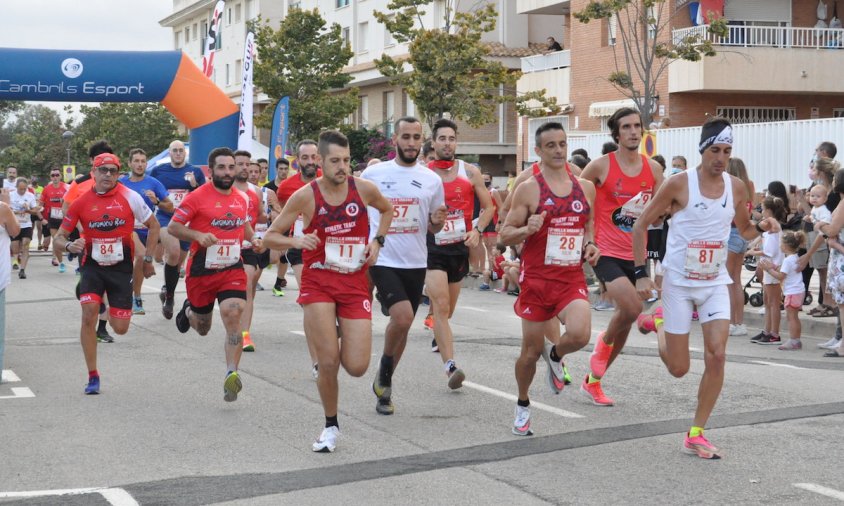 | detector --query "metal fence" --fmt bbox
[673,24,844,49]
